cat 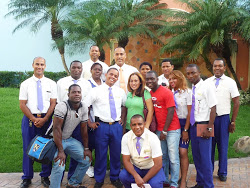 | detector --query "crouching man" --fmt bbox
[119,114,165,188]
[50,84,92,188]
